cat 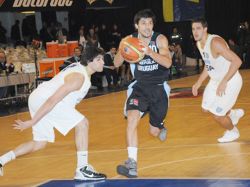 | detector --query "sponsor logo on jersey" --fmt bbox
[129,99,138,106]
